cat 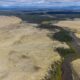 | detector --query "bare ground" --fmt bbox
[0,16,64,80]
